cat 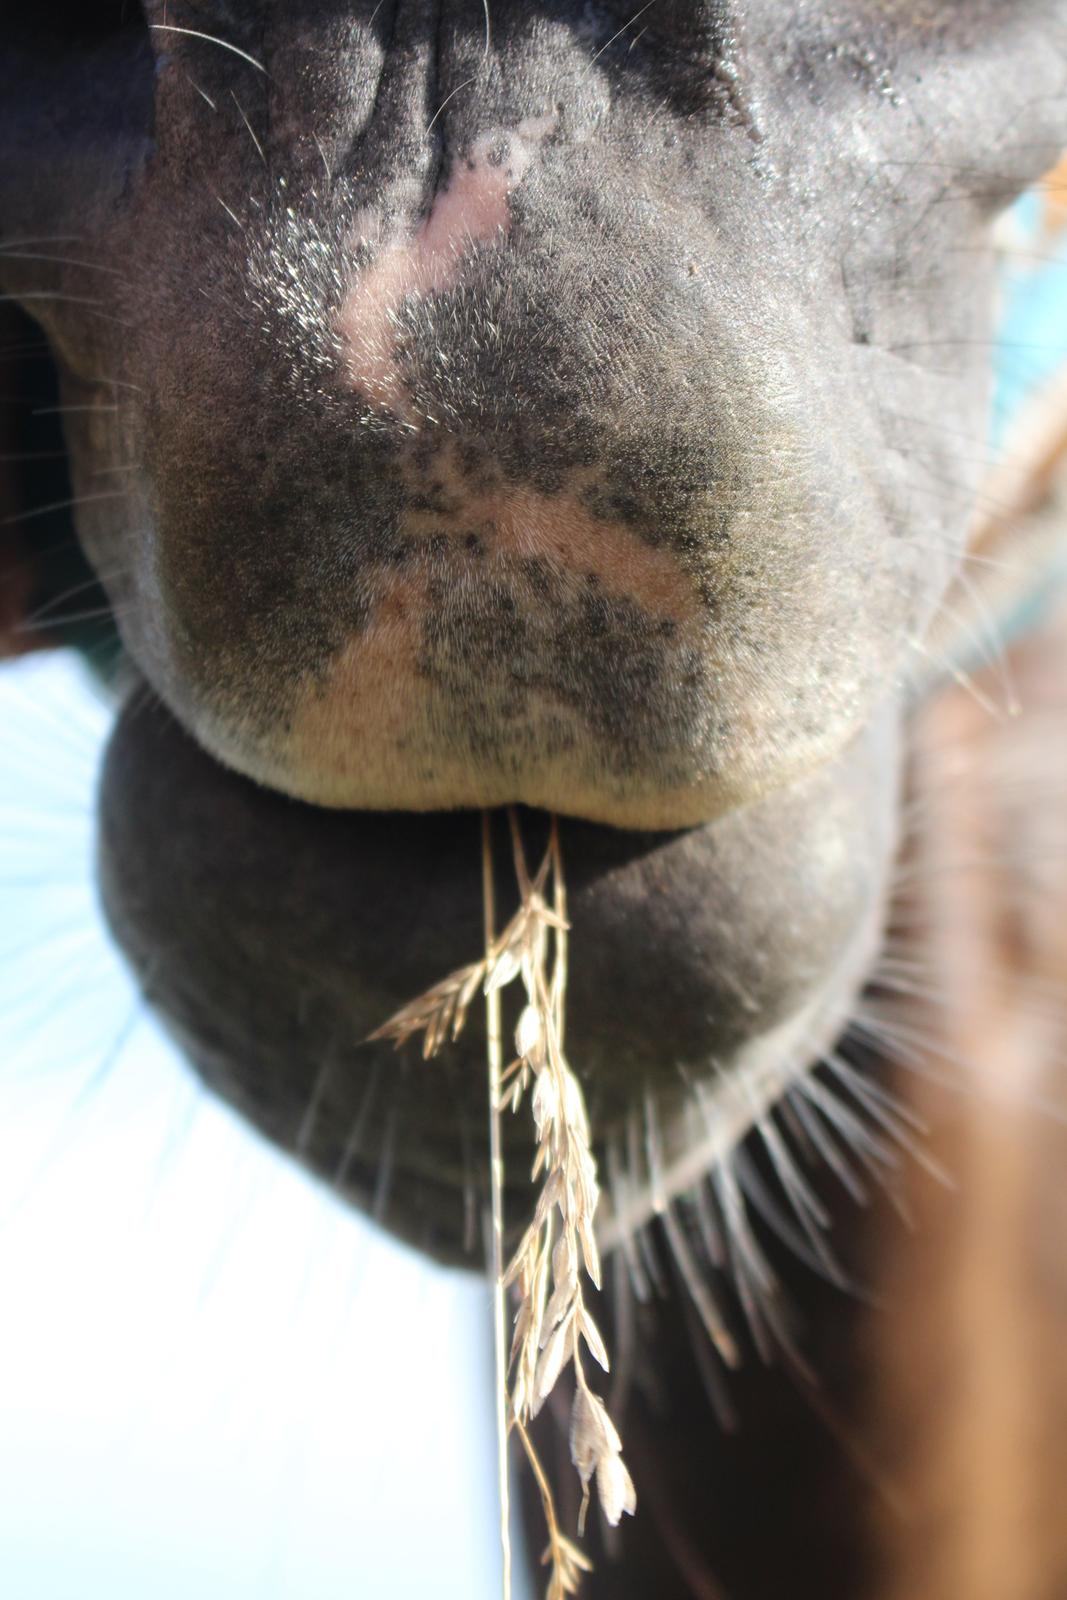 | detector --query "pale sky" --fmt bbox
[0,650,529,1600]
